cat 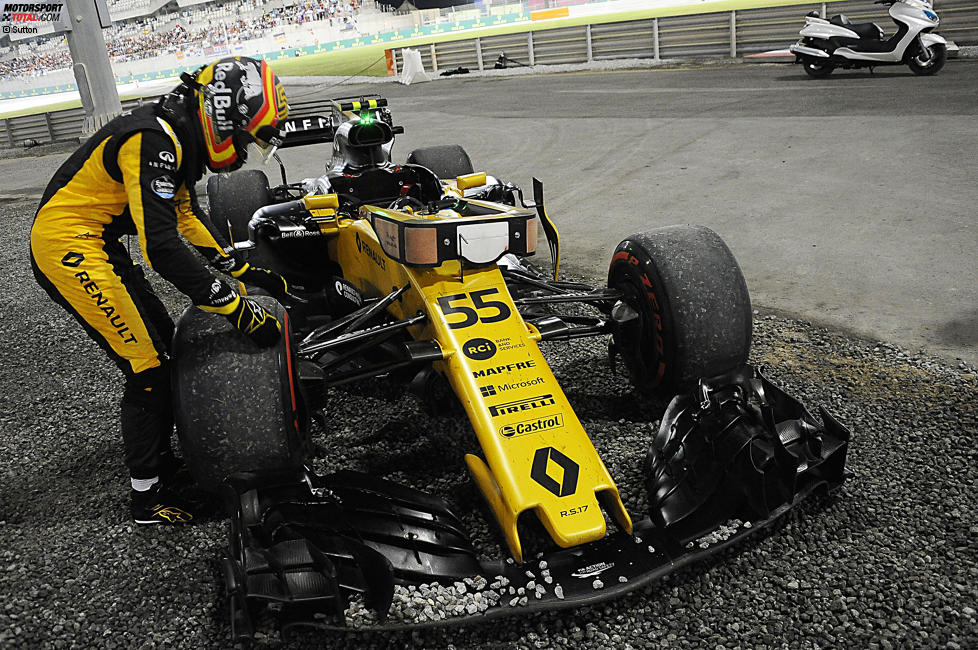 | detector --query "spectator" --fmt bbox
[0,0,364,79]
